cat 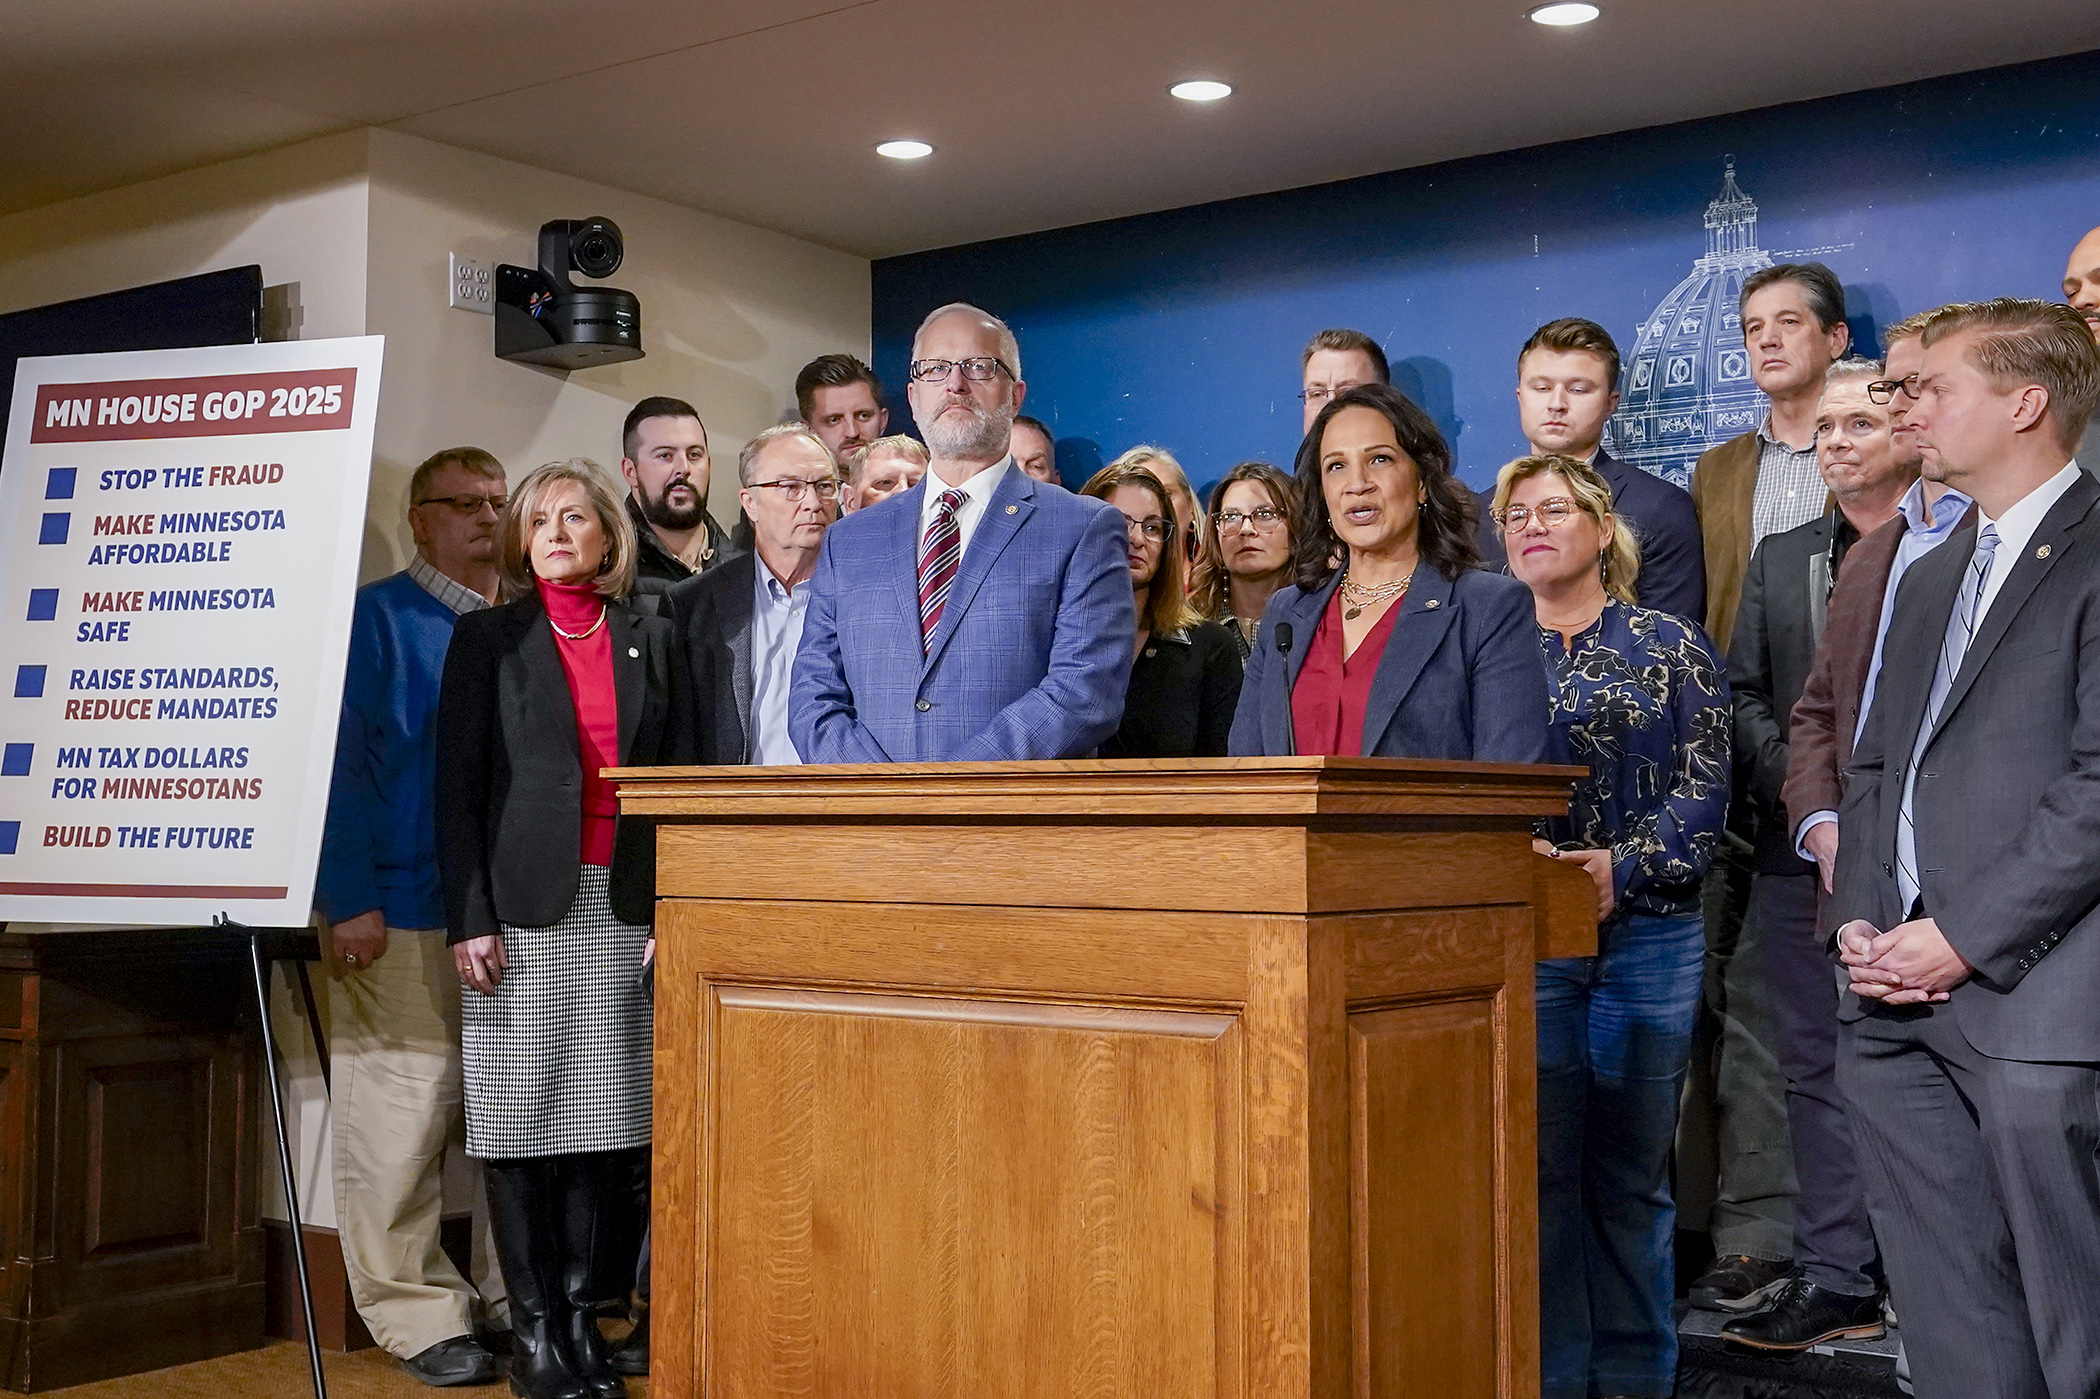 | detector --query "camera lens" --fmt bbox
[569,219,624,279]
